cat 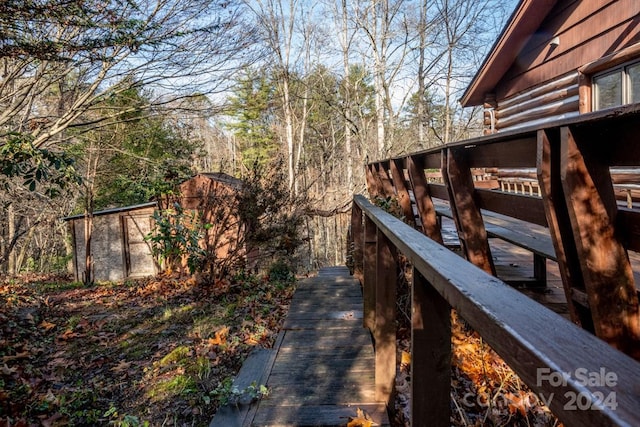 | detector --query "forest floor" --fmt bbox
[1,271,560,427]
[1,271,297,427]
